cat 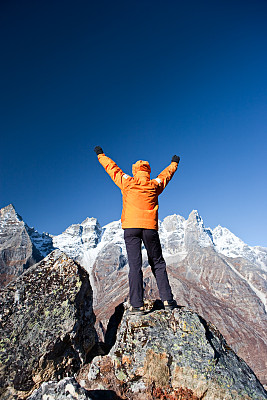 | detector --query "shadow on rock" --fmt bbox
[86,303,125,363]
[86,389,124,399]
